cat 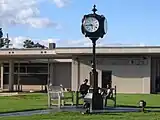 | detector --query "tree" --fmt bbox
[0,28,4,48]
[23,40,34,48]
[0,28,11,48]
[0,38,5,48]
[23,40,46,49]
[34,42,45,49]
[0,28,3,38]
